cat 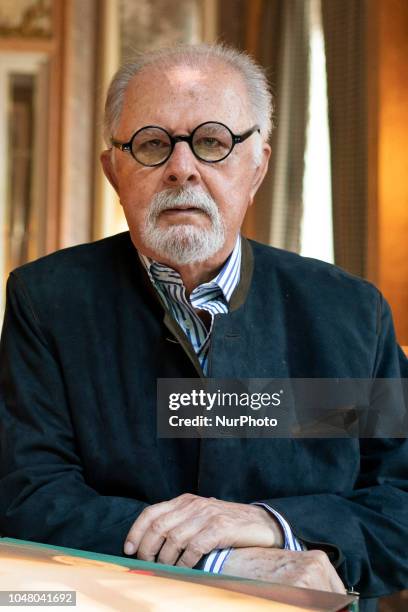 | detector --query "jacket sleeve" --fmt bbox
[0,272,146,556]
[262,294,408,598]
